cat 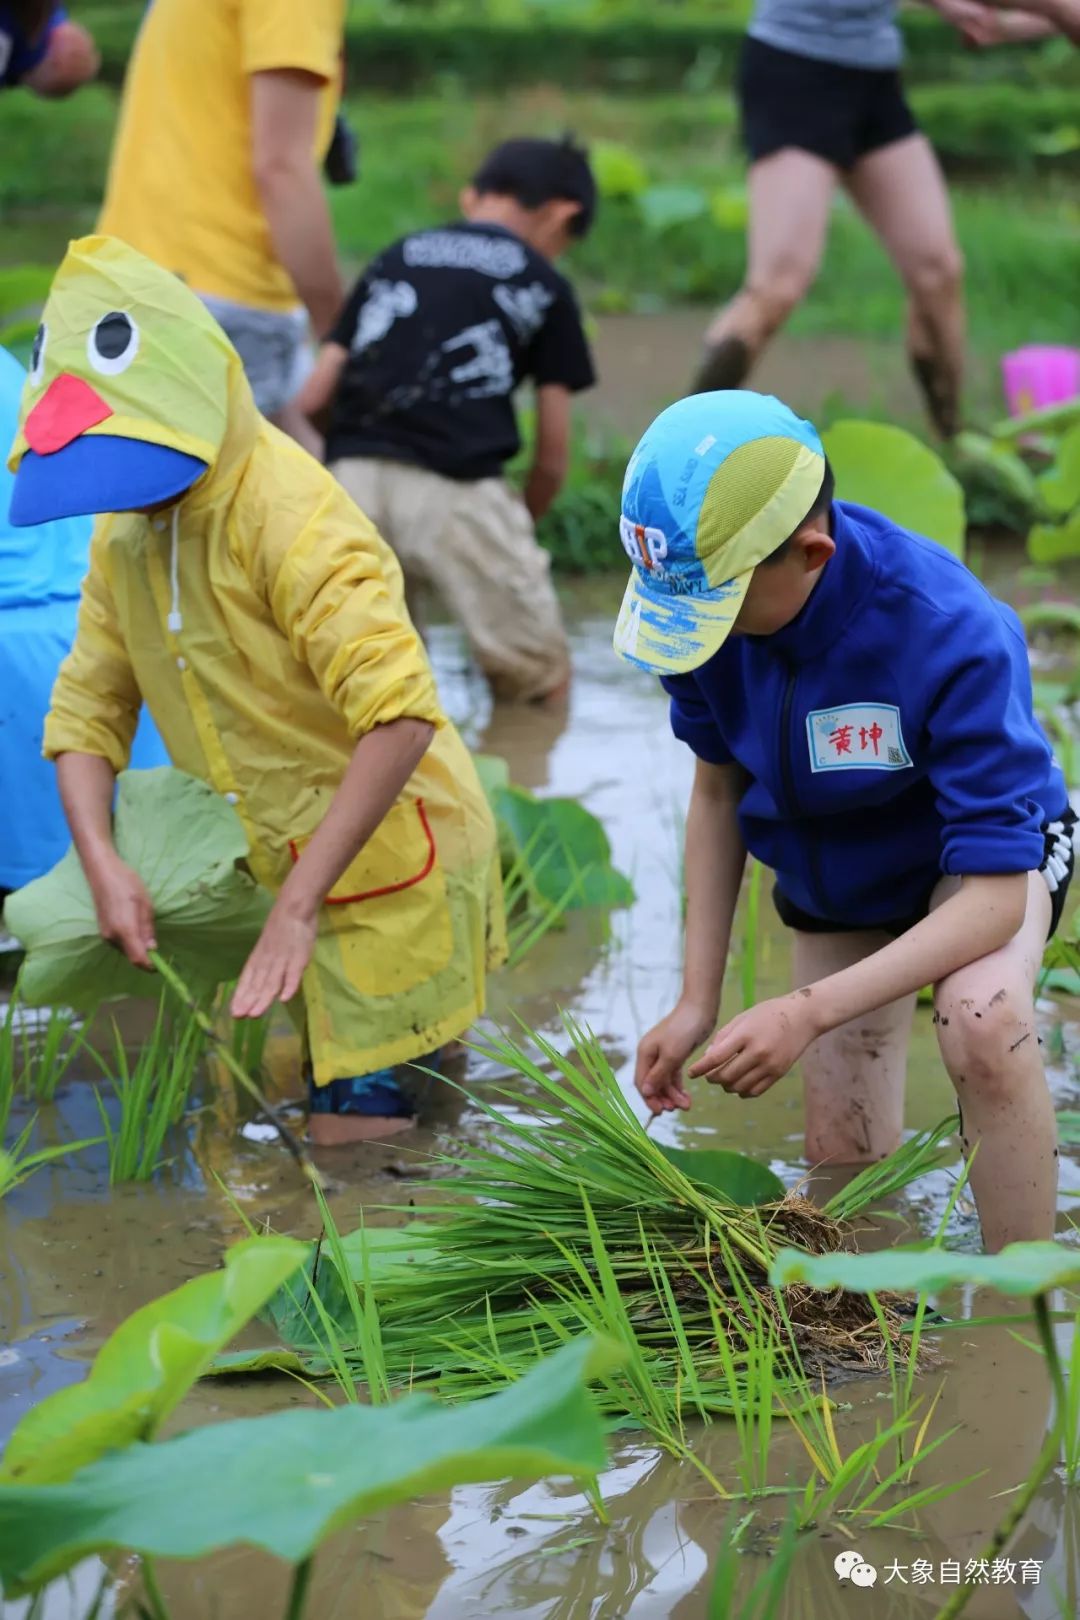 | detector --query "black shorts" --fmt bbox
[738,36,918,171]
[774,812,1078,943]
